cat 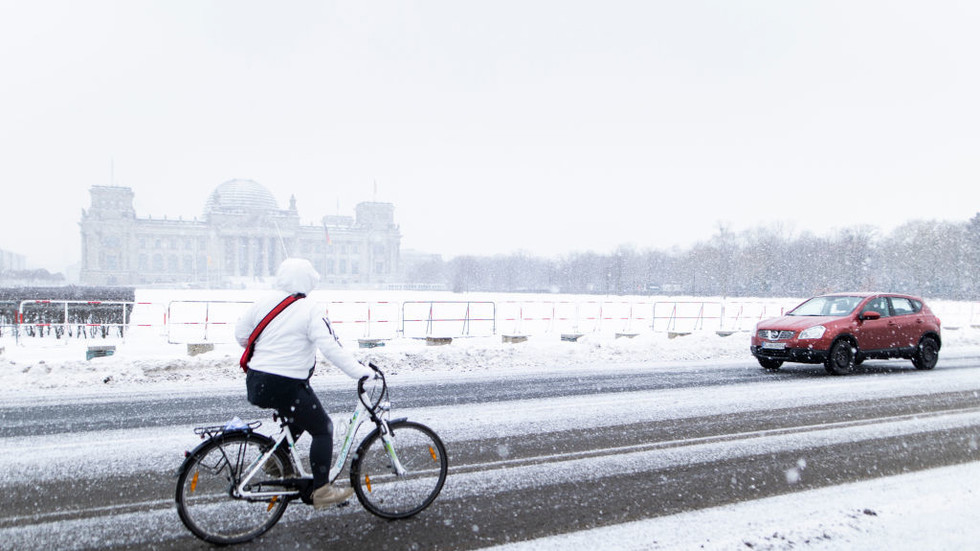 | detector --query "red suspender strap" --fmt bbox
[239,293,305,373]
